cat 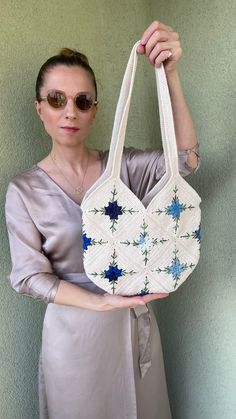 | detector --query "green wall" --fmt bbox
[0,1,235,418]
[151,1,236,419]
